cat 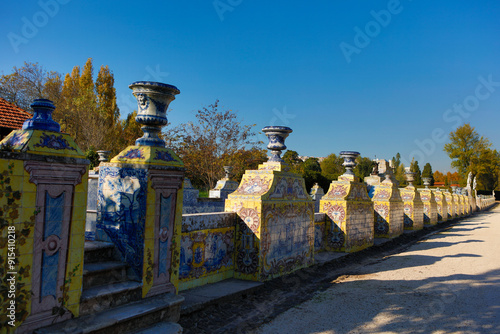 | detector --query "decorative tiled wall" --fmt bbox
[453,193,462,218]
[98,144,185,297]
[183,178,226,214]
[97,165,148,279]
[320,175,374,252]
[85,172,98,240]
[314,213,327,252]
[0,99,89,332]
[310,183,325,212]
[443,191,456,220]
[225,161,315,281]
[418,189,438,225]
[209,176,239,200]
[179,212,237,291]
[370,181,404,238]
[433,189,448,222]
[400,186,424,231]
